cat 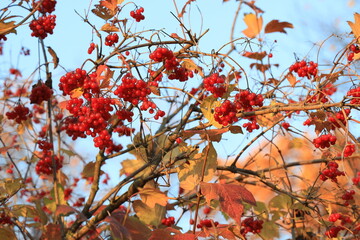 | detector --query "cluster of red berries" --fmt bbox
[328,213,352,225]
[88,43,95,54]
[30,83,53,104]
[312,133,337,149]
[150,47,193,82]
[64,188,73,201]
[29,15,56,39]
[341,190,355,206]
[353,172,360,186]
[114,73,151,105]
[214,100,238,126]
[203,73,226,98]
[0,213,13,225]
[325,226,344,238]
[6,104,33,123]
[59,68,87,96]
[282,122,290,130]
[234,90,264,112]
[343,143,356,157]
[323,83,337,96]
[328,109,350,129]
[348,44,360,62]
[115,109,134,123]
[320,161,345,183]
[242,117,260,133]
[196,219,219,229]
[240,217,264,236]
[105,33,119,46]
[114,125,134,137]
[82,72,101,98]
[289,60,318,79]
[35,140,63,175]
[347,86,360,104]
[33,0,56,14]
[161,217,175,226]
[130,7,145,22]
[305,91,329,104]
[0,35,7,41]
[73,197,85,207]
